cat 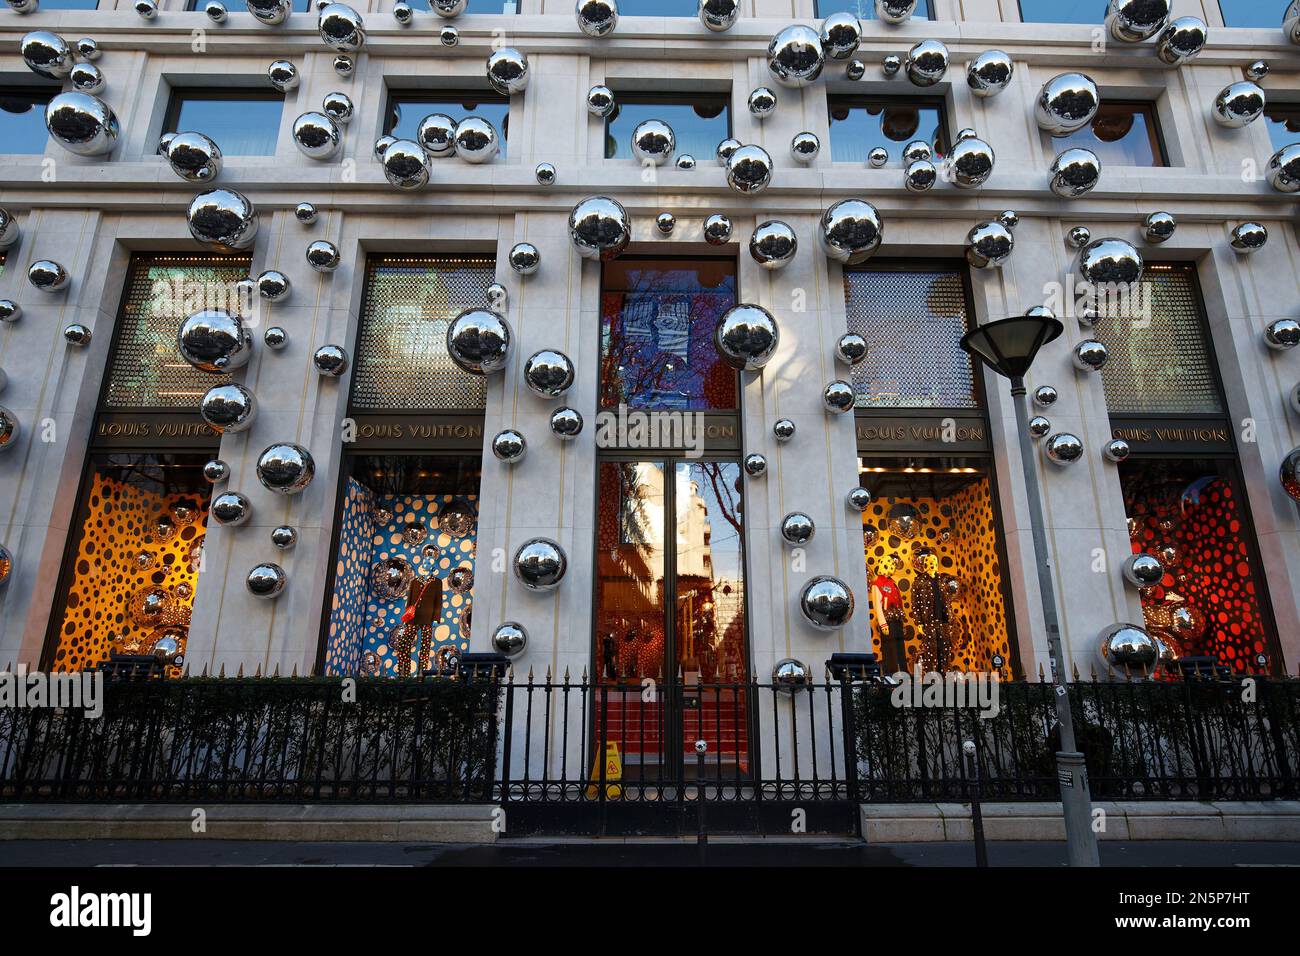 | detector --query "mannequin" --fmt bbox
[871,555,907,674]
[393,575,443,676]
[911,553,950,671]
